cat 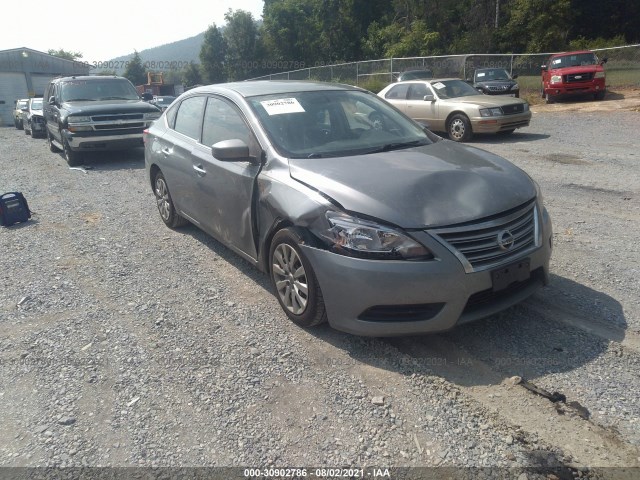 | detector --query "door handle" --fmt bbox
[193,164,206,175]
[161,147,172,156]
